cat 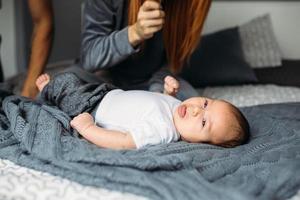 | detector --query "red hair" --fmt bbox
[128,0,211,74]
